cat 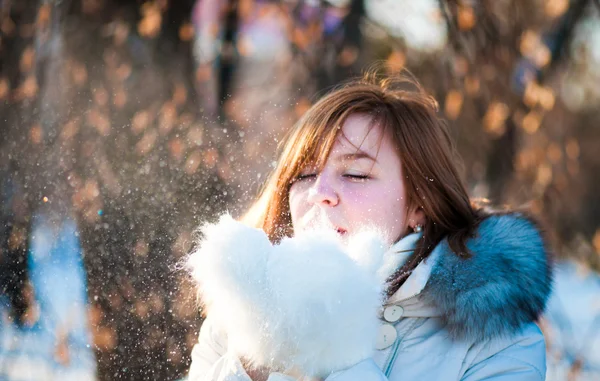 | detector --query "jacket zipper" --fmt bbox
[383,318,424,378]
